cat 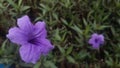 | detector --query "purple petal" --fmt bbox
[19,43,42,64]
[88,38,95,44]
[34,21,47,38]
[6,27,27,45]
[91,33,98,38]
[17,15,34,35]
[38,39,54,55]
[92,43,100,49]
[98,35,104,44]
